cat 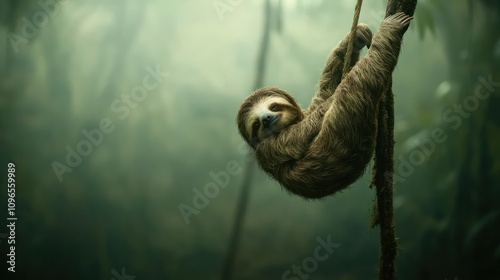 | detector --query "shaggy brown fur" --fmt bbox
[237,13,413,199]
